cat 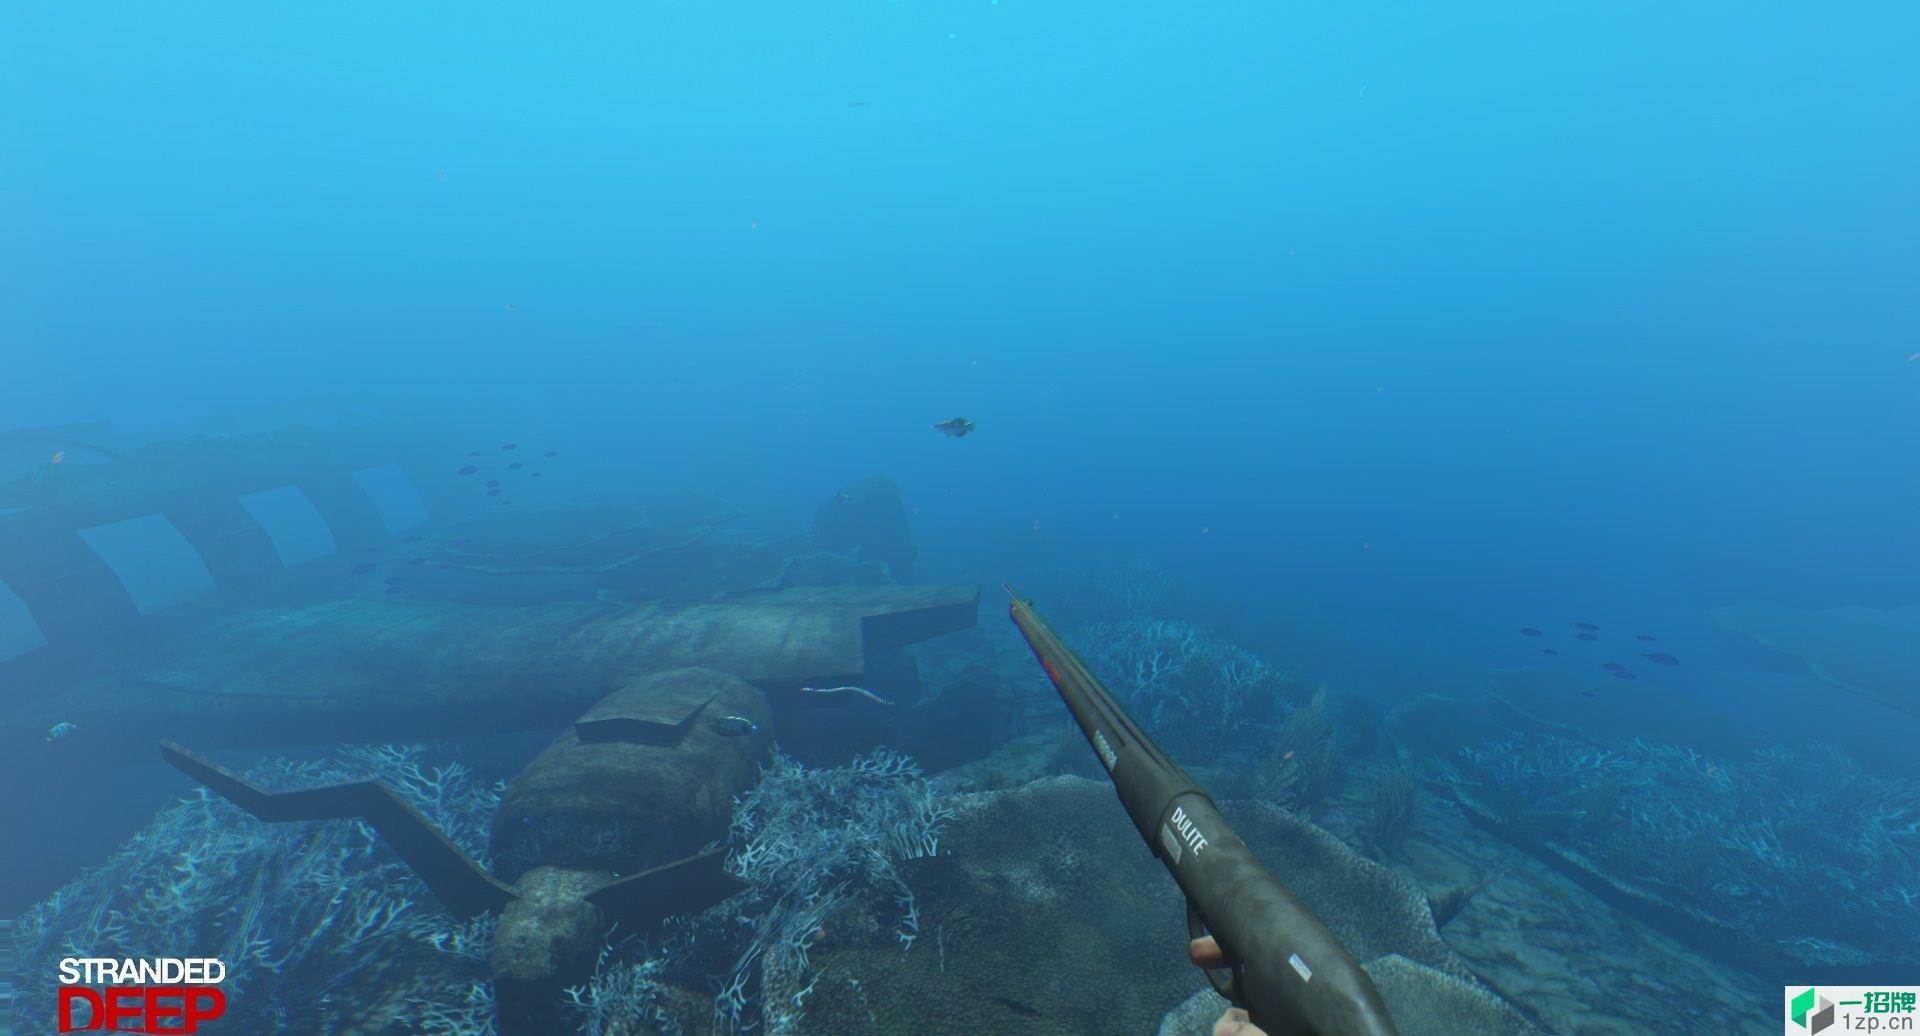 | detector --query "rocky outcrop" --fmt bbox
[760,776,1530,1035]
